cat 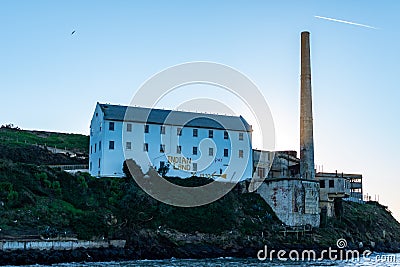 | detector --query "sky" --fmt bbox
[1,1,400,220]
